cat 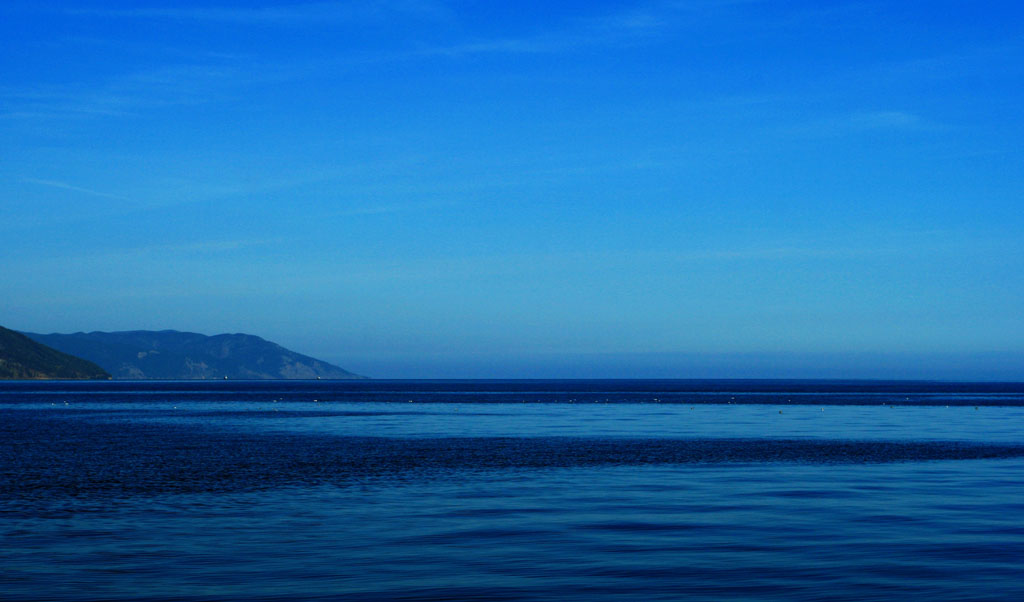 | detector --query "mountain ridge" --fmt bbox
[0,325,111,379]
[24,329,365,380]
